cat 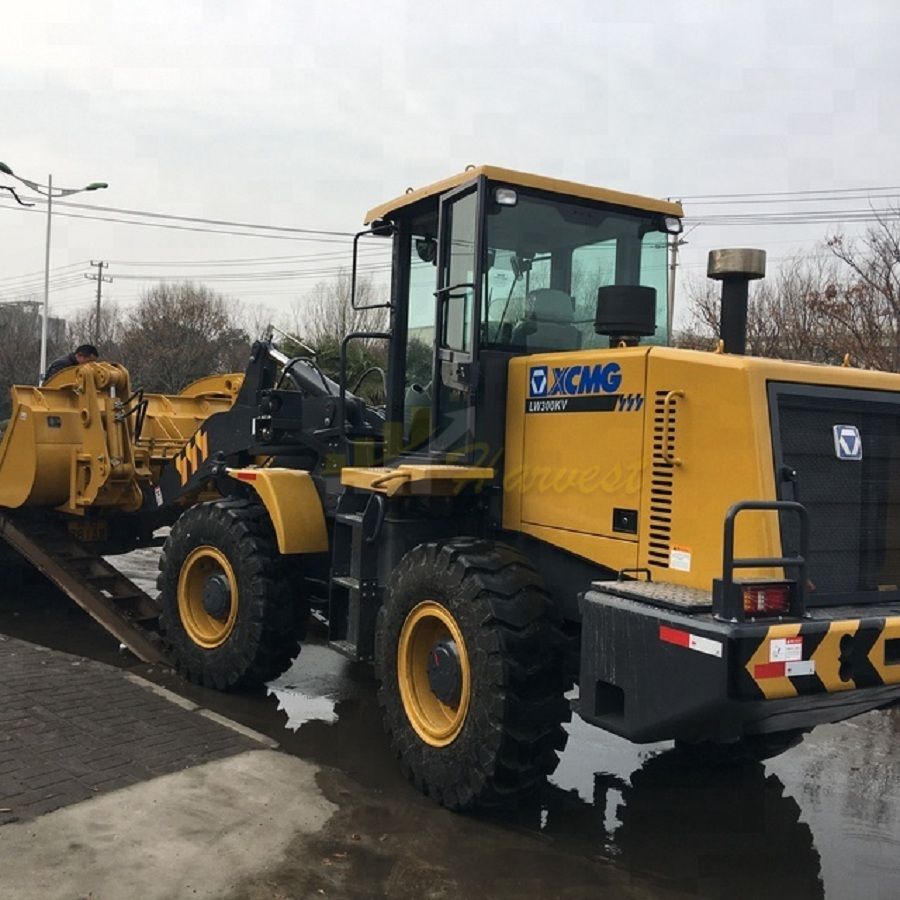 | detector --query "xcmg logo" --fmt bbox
[526,362,641,415]
[528,363,622,398]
